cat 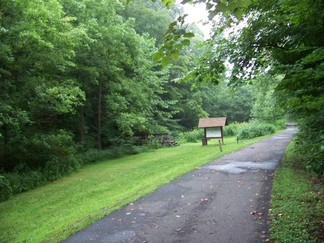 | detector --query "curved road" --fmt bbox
[64,127,297,243]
